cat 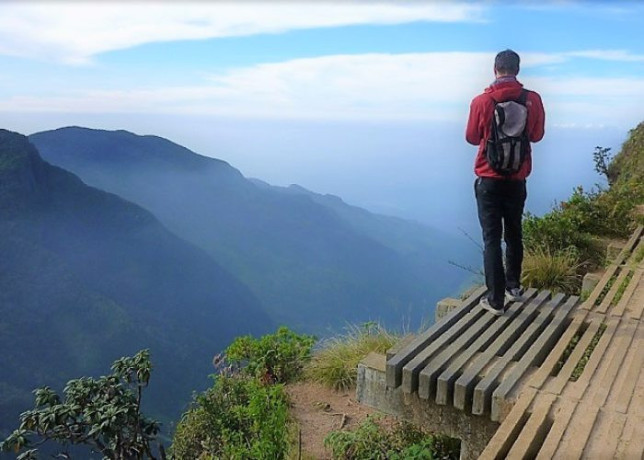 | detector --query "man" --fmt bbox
[466,49,545,315]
